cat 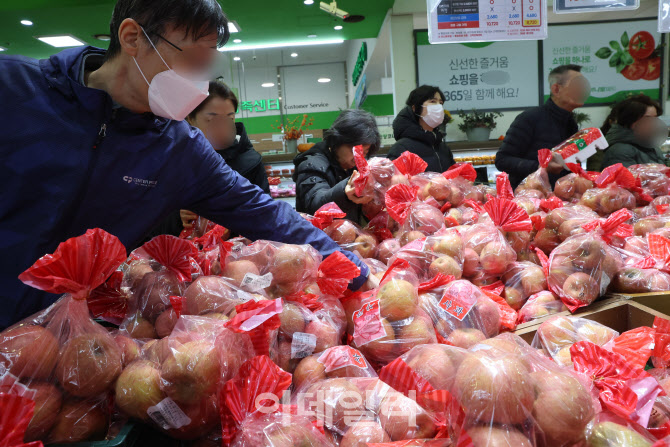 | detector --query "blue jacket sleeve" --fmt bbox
[184,136,369,290]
